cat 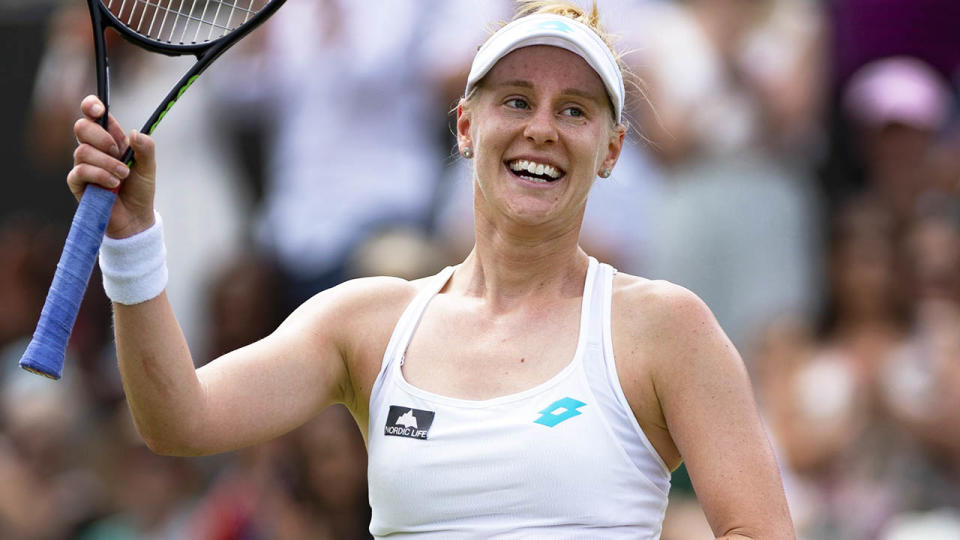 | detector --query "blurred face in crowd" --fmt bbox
[830,205,899,321]
[864,123,937,176]
[905,215,960,302]
[458,45,624,230]
[861,123,939,216]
